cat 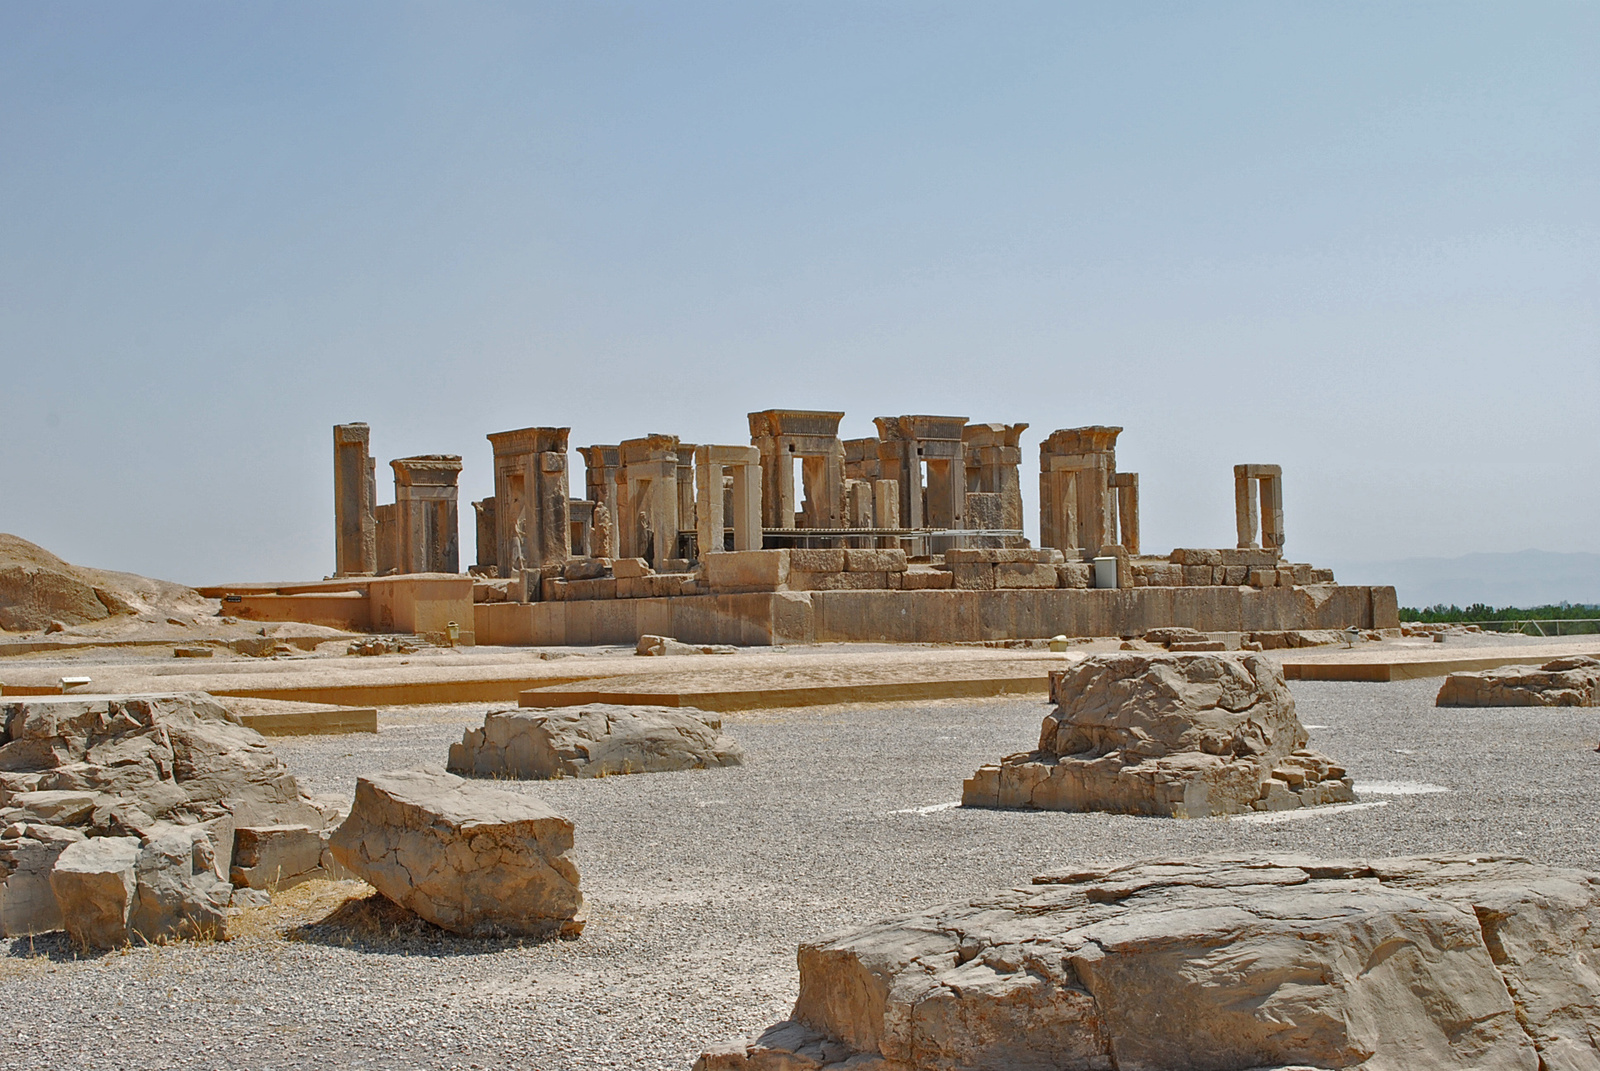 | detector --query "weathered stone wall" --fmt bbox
[475,585,1398,647]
